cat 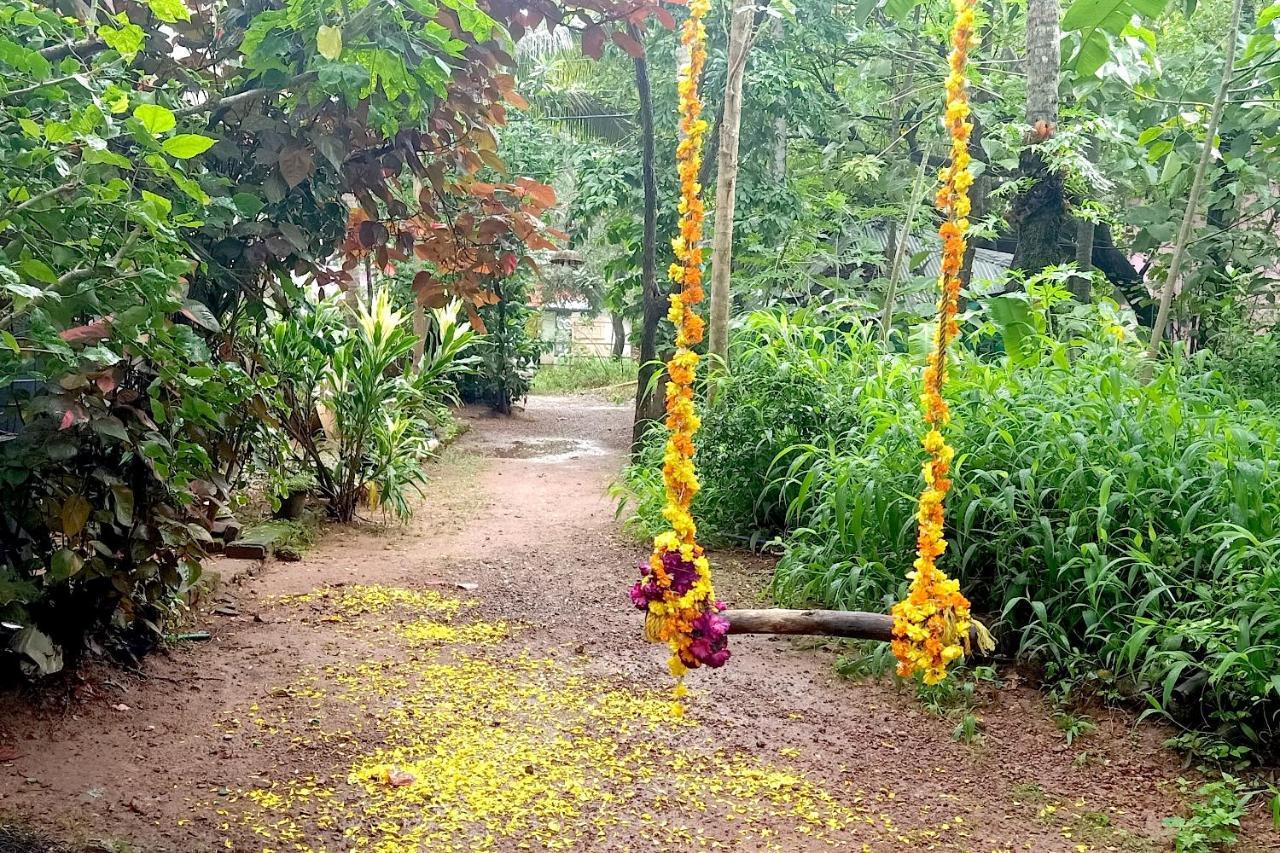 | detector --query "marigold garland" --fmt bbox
[890,0,986,685]
[629,0,729,687]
